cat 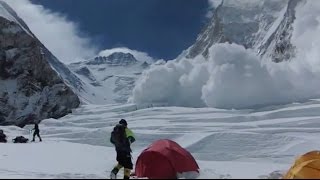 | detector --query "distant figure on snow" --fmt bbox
[0,129,7,143]
[110,119,136,179]
[32,123,42,142]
